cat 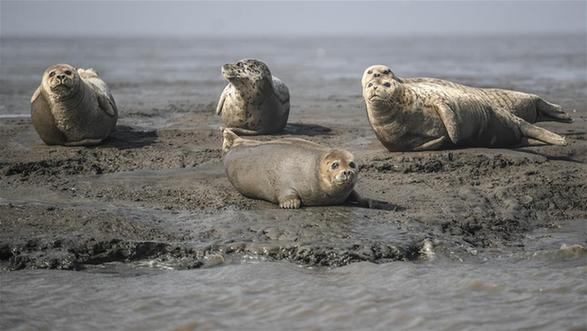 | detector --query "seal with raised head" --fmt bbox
[361,65,571,151]
[222,129,369,209]
[216,59,290,135]
[31,64,118,146]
